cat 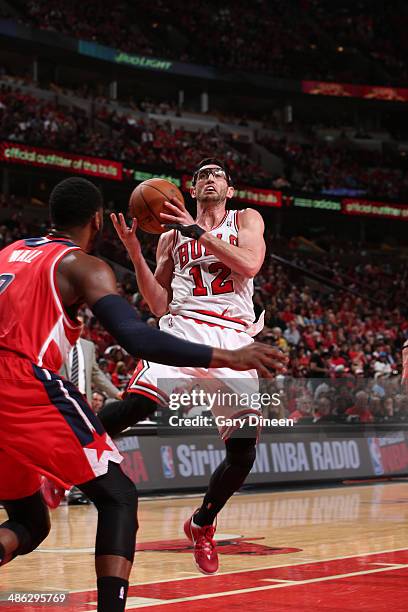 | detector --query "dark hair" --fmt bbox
[192,157,233,186]
[49,177,103,229]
